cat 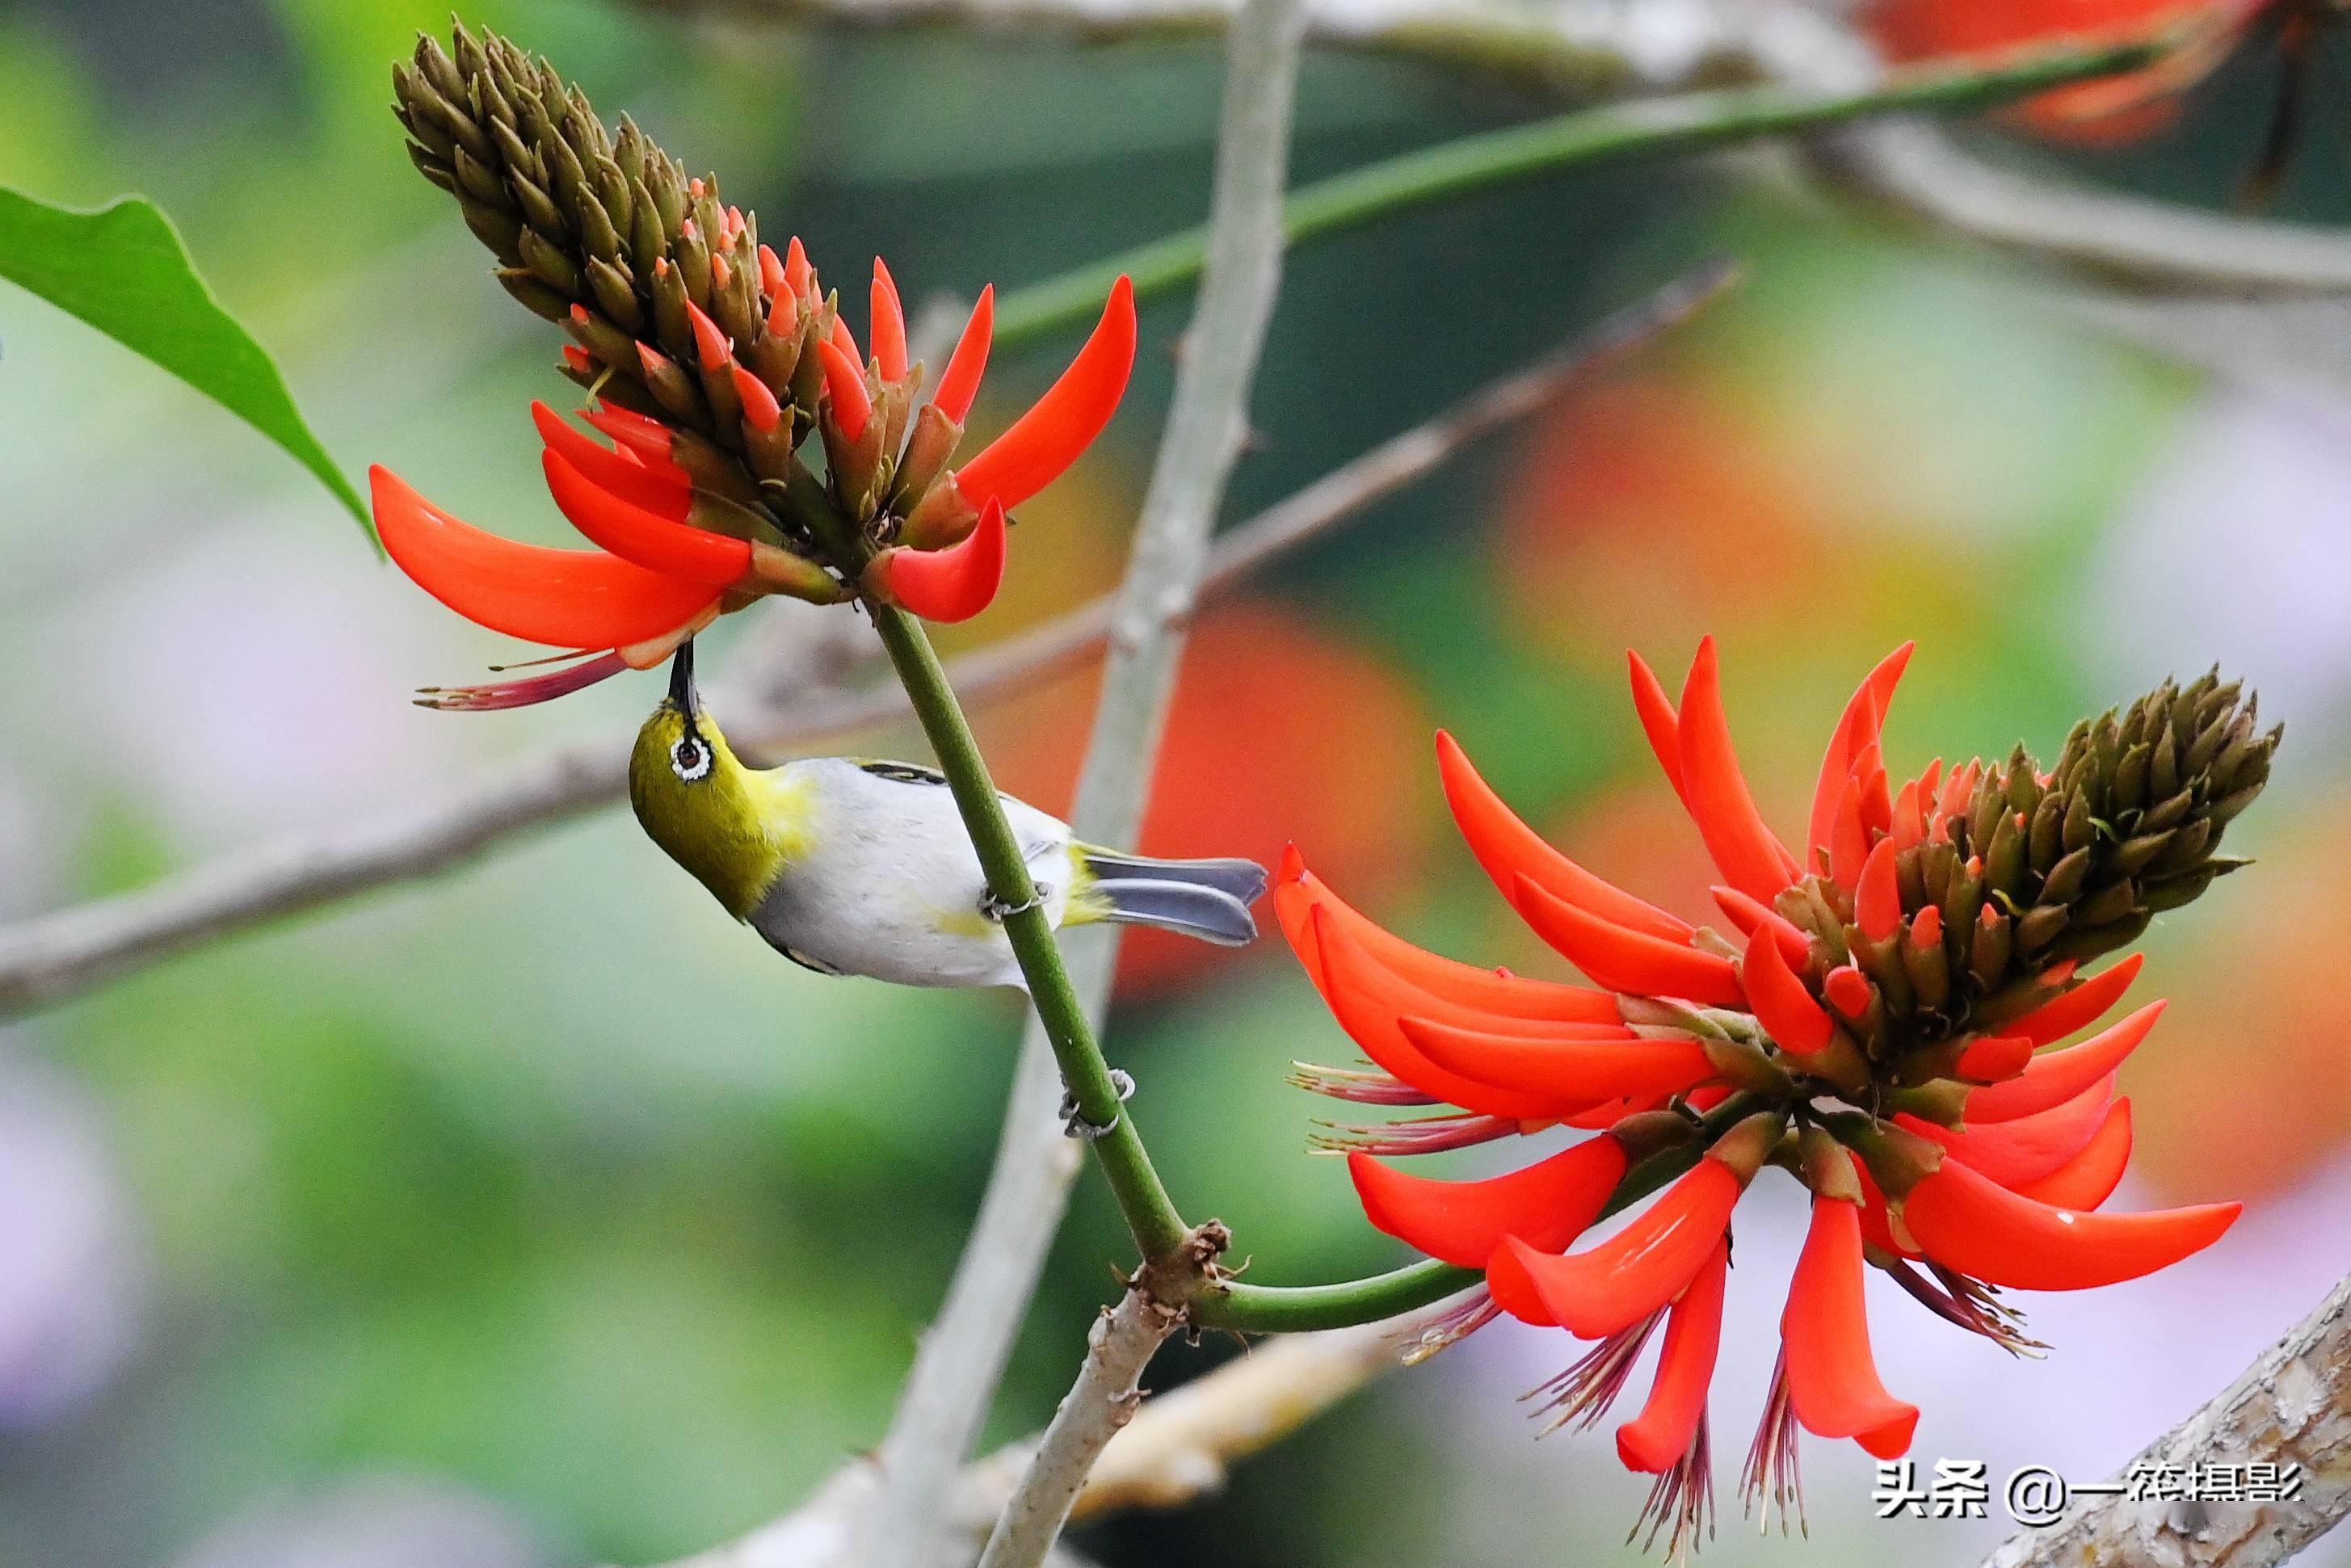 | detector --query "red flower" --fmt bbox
[372,242,1135,708]
[1285,639,2273,1549]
